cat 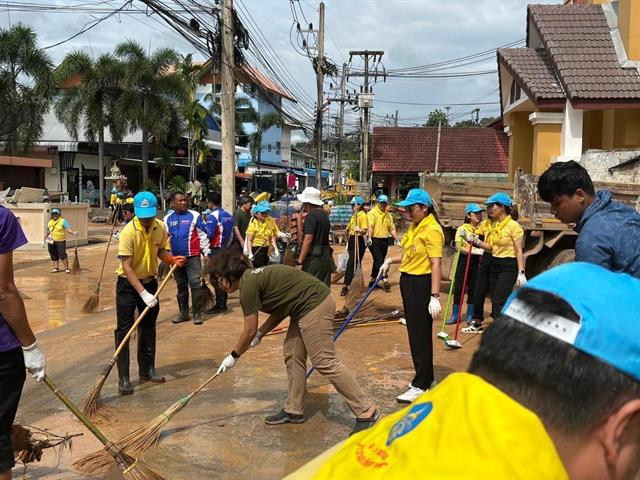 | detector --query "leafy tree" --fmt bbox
[423,109,449,127]
[454,116,498,128]
[208,95,251,147]
[0,24,54,154]
[115,40,188,186]
[54,51,125,208]
[244,106,282,169]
